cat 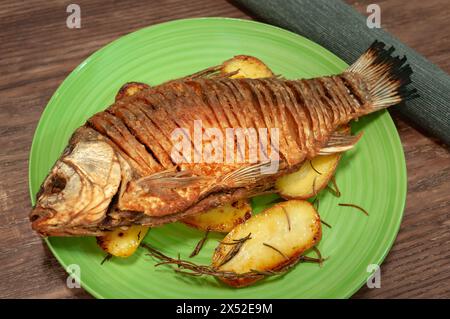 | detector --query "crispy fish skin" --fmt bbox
[30,41,416,236]
[97,77,360,211]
